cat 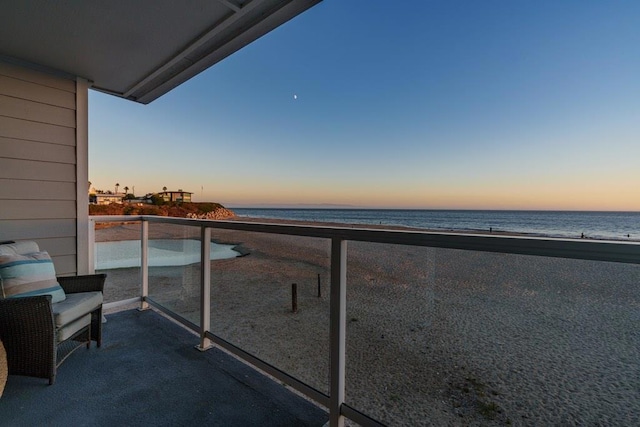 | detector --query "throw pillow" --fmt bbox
[0,241,39,256]
[0,251,66,303]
